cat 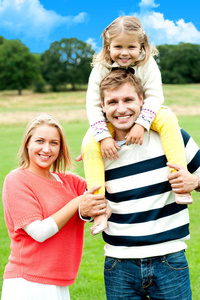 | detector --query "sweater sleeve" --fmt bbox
[24,217,59,243]
[135,56,164,131]
[3,170,43,231]
[86,64,112,142]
